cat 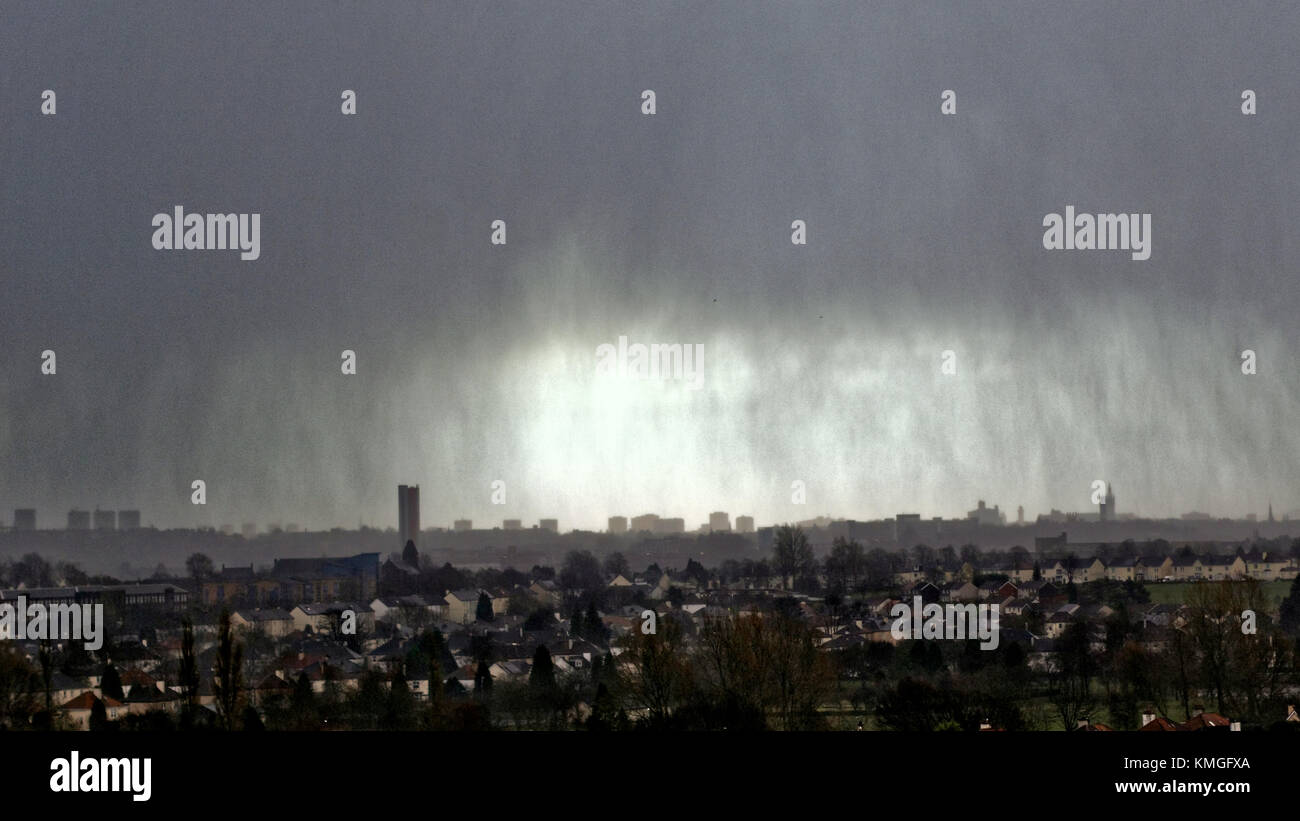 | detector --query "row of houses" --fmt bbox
[895,548,1297,587]
[200,553,380,607]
